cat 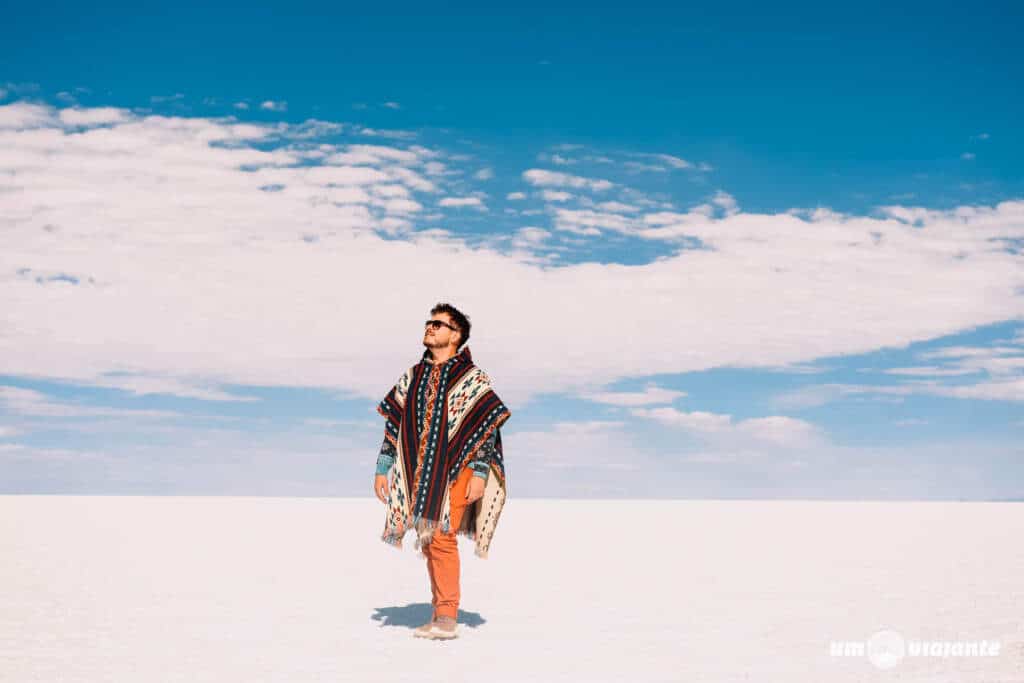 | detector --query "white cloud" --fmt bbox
[711,190,739,216]
[581,384,686,406]
[150,93,184,104]
[624,161,670,173]
[540,190,573,202]
[505,420,652,496]
[438,196,486,210]
[384,165,436,192]
[881,366,977,376]
[91,375,261,401]
[304,165,392,186]
[355,127,418,140]
[653,153,691,169]
[1,103,1023,411]
[631,406,732,432]
[553,208,636,234]
[632,406,824,448]
[770,383,909,410]
[474,168,494,180]
[734,415,823,447]
[0,101,57,129]
[501,227,563,265]
[595,201,639,213]
[423,161,448,176]
[369,184,411,199]
[375,197,424,214]
[774,361,1024,406]
[512,227,551,246]
[0,386,183,418]
[260,100,287,112]
[325,144,423,166]
[506,191,526,200]
[276,119,345,140]
[621,151,695,172]
[926,377,1024,401]
[59,107,134,126]
[881,338,1024,396]
[302,417,378,429]
[522,169,613,192]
